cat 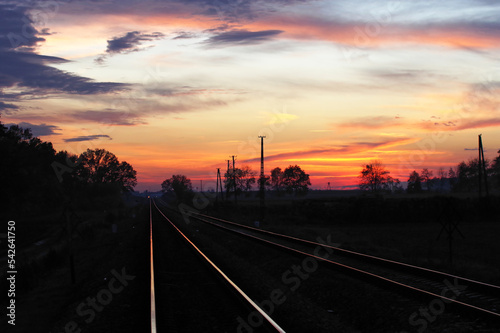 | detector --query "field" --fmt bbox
[205,191,500,285]
[2,190,498,332]
[168,191,500,332]
[0,196,150,333]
